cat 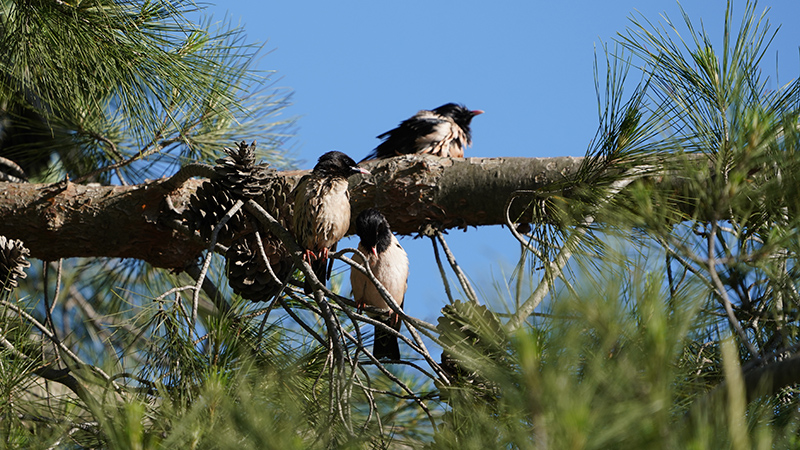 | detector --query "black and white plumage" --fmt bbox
[350,208,409,360]
[293,151,370,291]
[362,103,483,161]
